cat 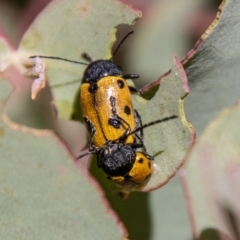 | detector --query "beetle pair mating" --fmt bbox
[31,32,177,190]
[78,55,176,189]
